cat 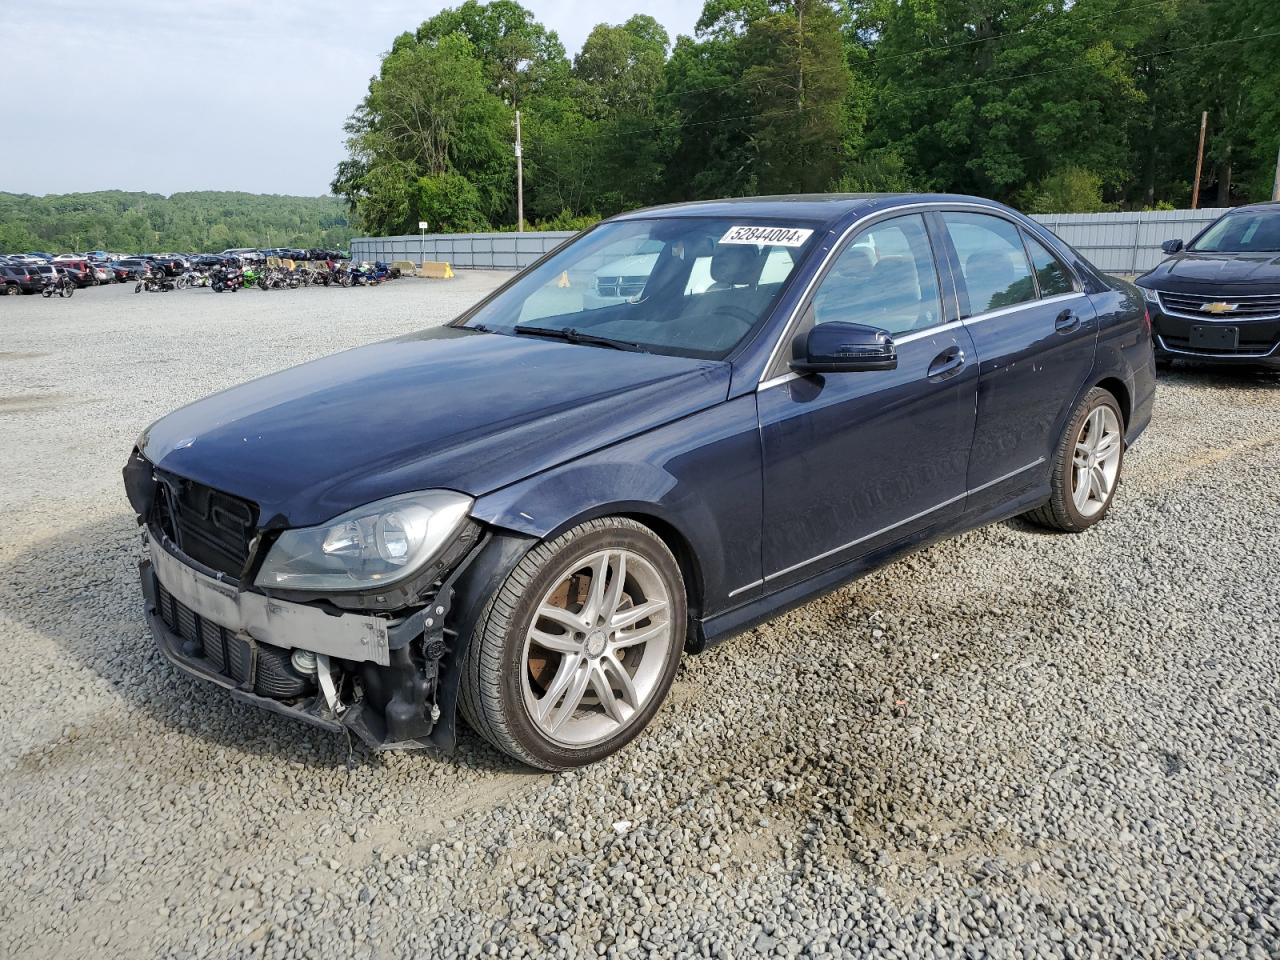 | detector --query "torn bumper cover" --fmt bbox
[140,533,460,751]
